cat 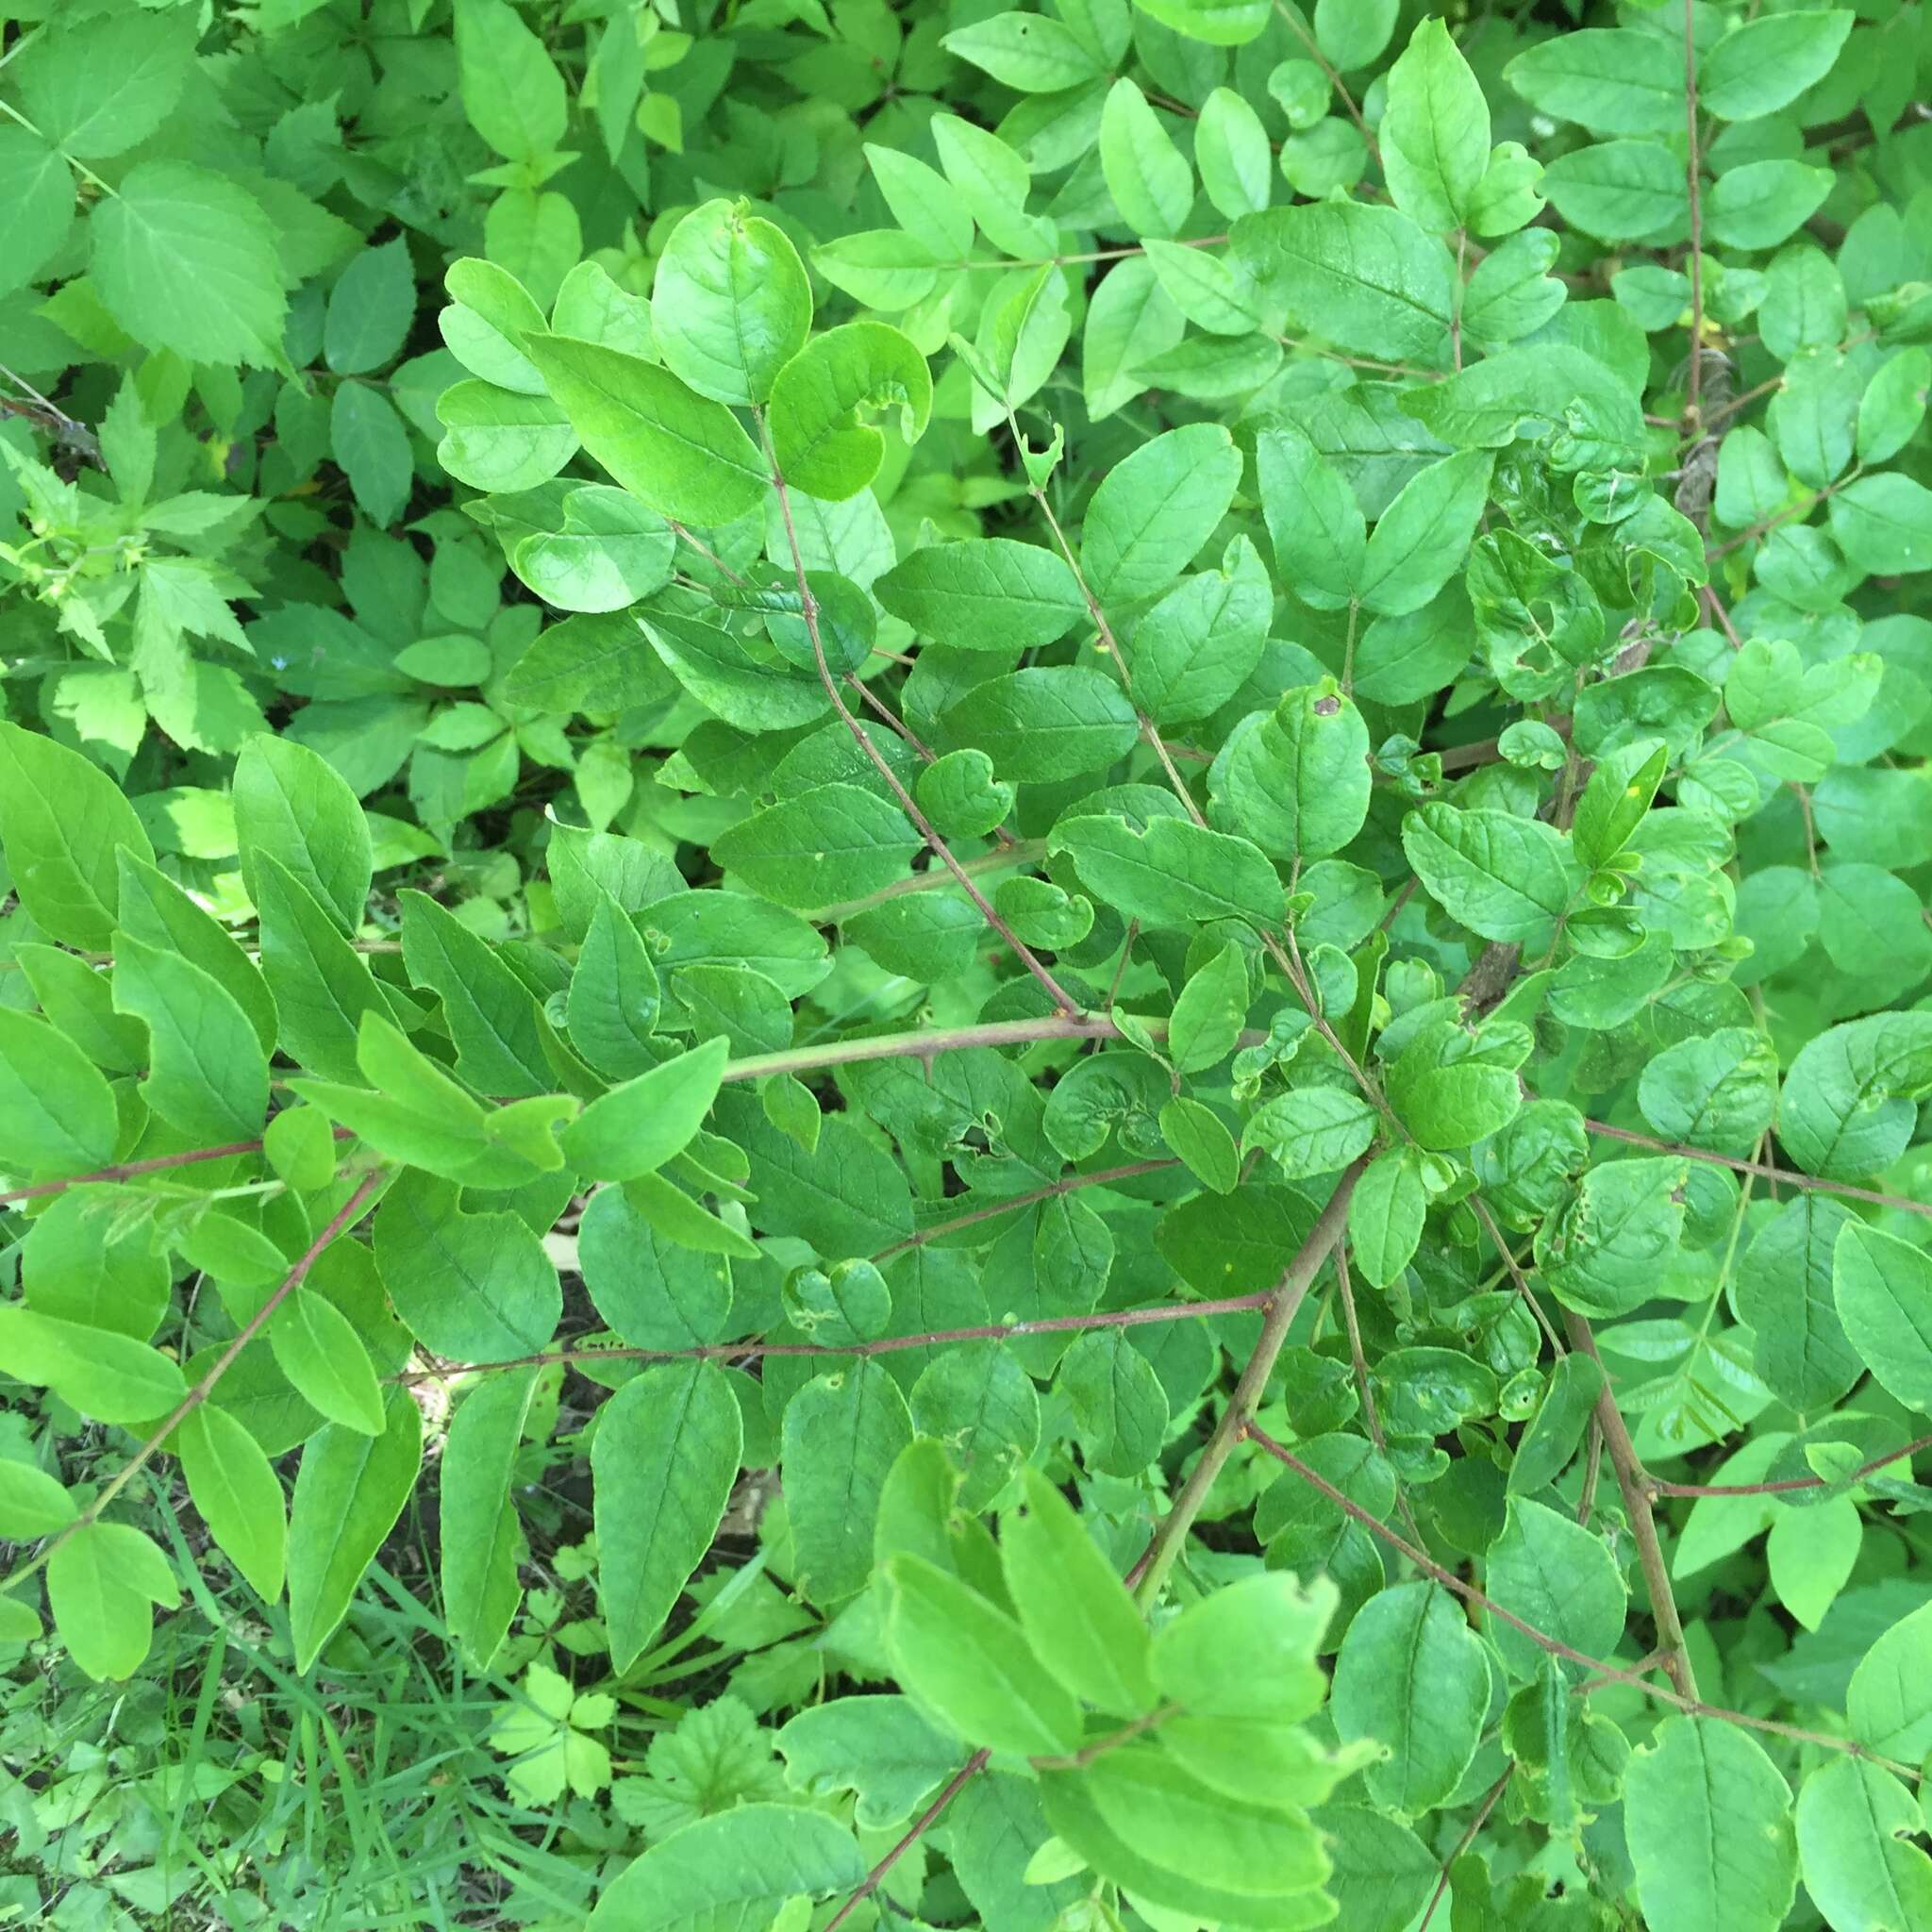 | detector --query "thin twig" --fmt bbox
[0,1172,387,1600]
[1563,1312,1699,1702]
[1683,0,1705,430]
[757,408,1081,1016]
[1242,1423,1923,1781]
[1133,1158,1367,1606]
[1582,1120,1932,1218]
